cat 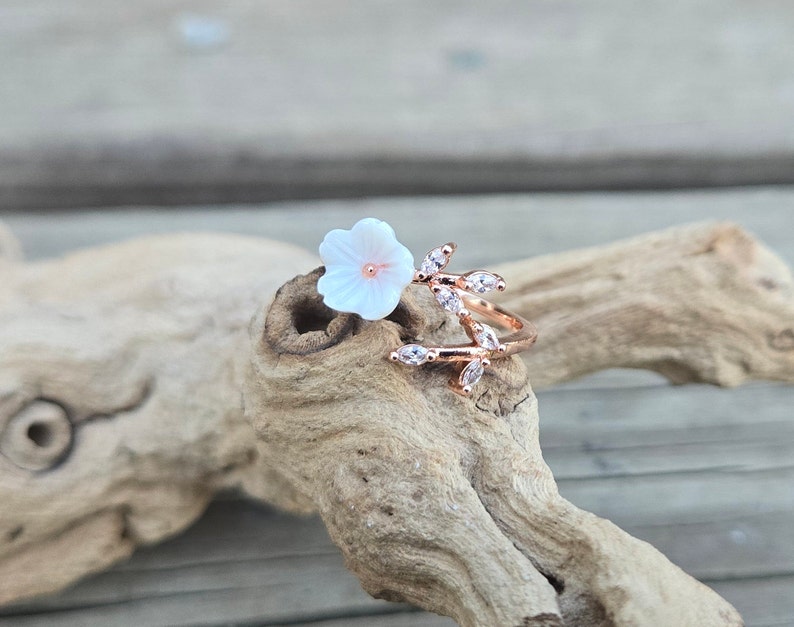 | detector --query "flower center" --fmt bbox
[361,263,381,279]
